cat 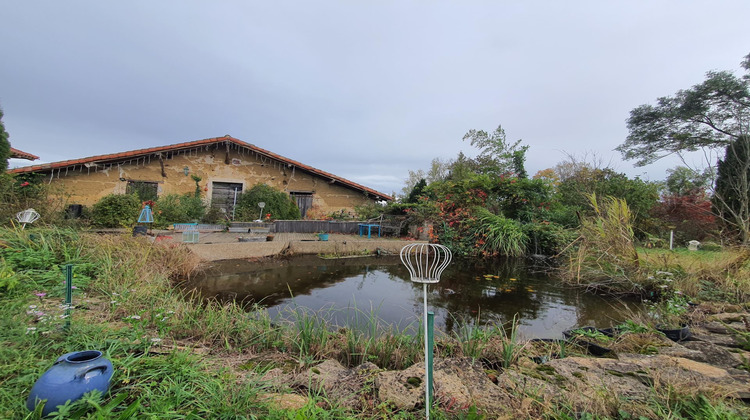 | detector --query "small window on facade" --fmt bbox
[126,181,158,202]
